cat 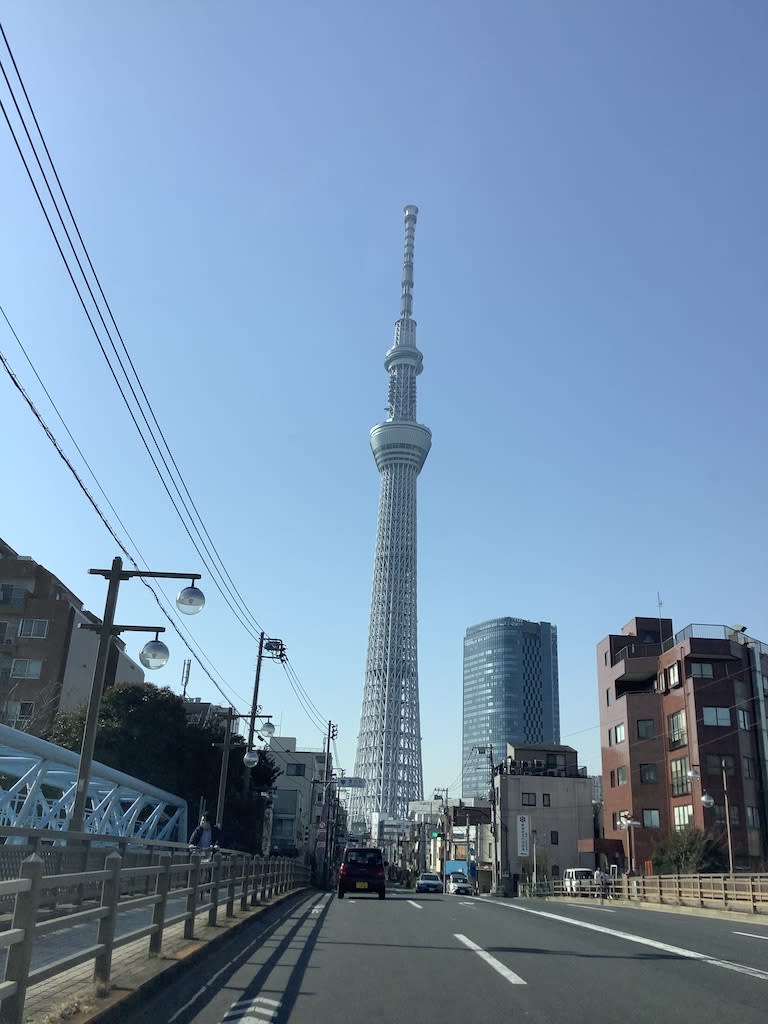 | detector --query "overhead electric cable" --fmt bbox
[0,34,265,643]
[0,333,247,707]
